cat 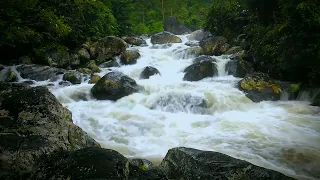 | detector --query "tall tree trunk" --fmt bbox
[162,0,165,21]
